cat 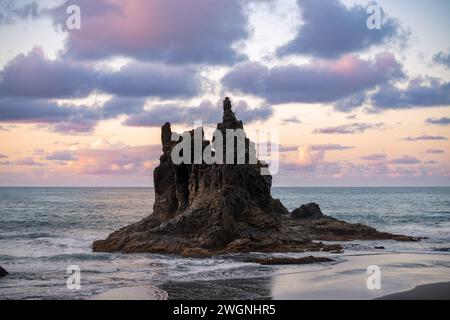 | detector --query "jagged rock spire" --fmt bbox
[219,97,243,131]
